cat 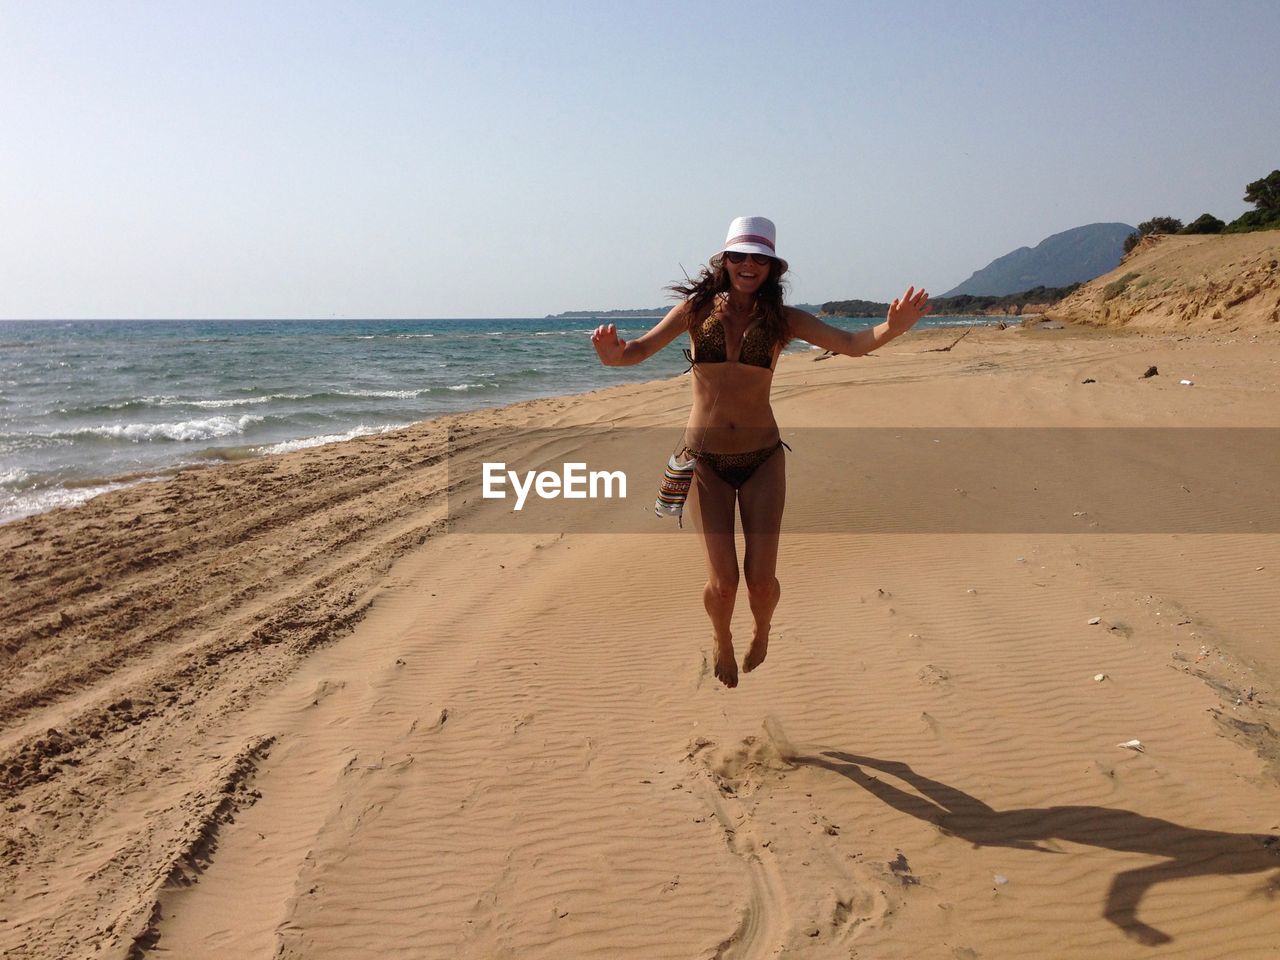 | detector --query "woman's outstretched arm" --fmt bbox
[786,287,931,357]
[591,302,691,366]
